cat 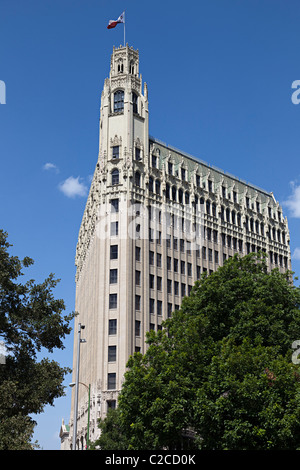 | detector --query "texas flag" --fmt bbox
[107,11,125,29]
